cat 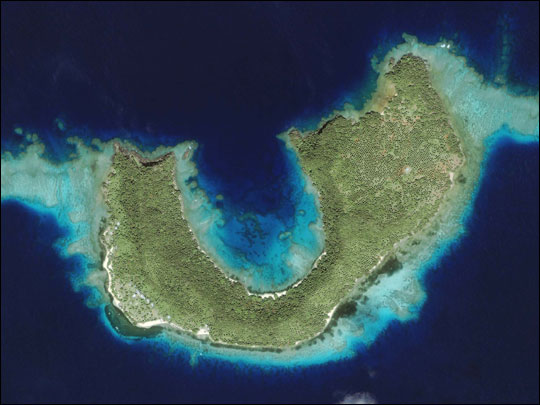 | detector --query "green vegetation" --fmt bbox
[103,54,463,347]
